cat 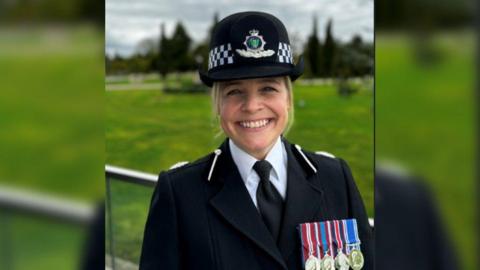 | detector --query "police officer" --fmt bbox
[140,11,373,270]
